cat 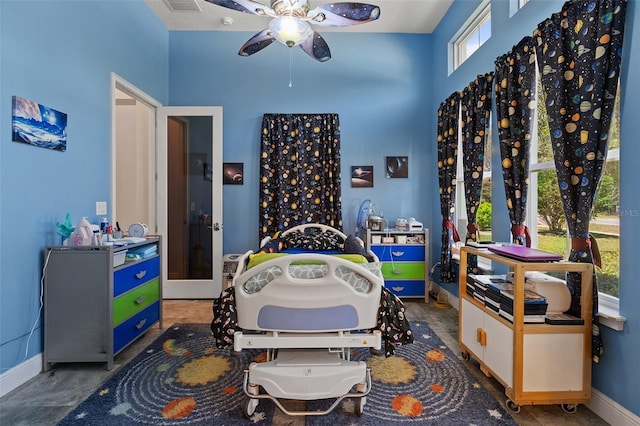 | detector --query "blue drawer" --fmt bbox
[113,301,160,353]
[371,245,424,262]
[385,280,425,297]
[114,256,160,297]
